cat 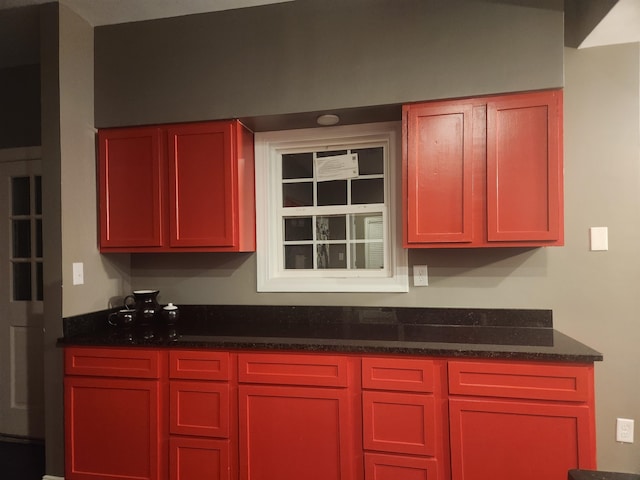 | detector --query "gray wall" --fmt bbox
[0,64,40,148]
[94,0,564,128]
